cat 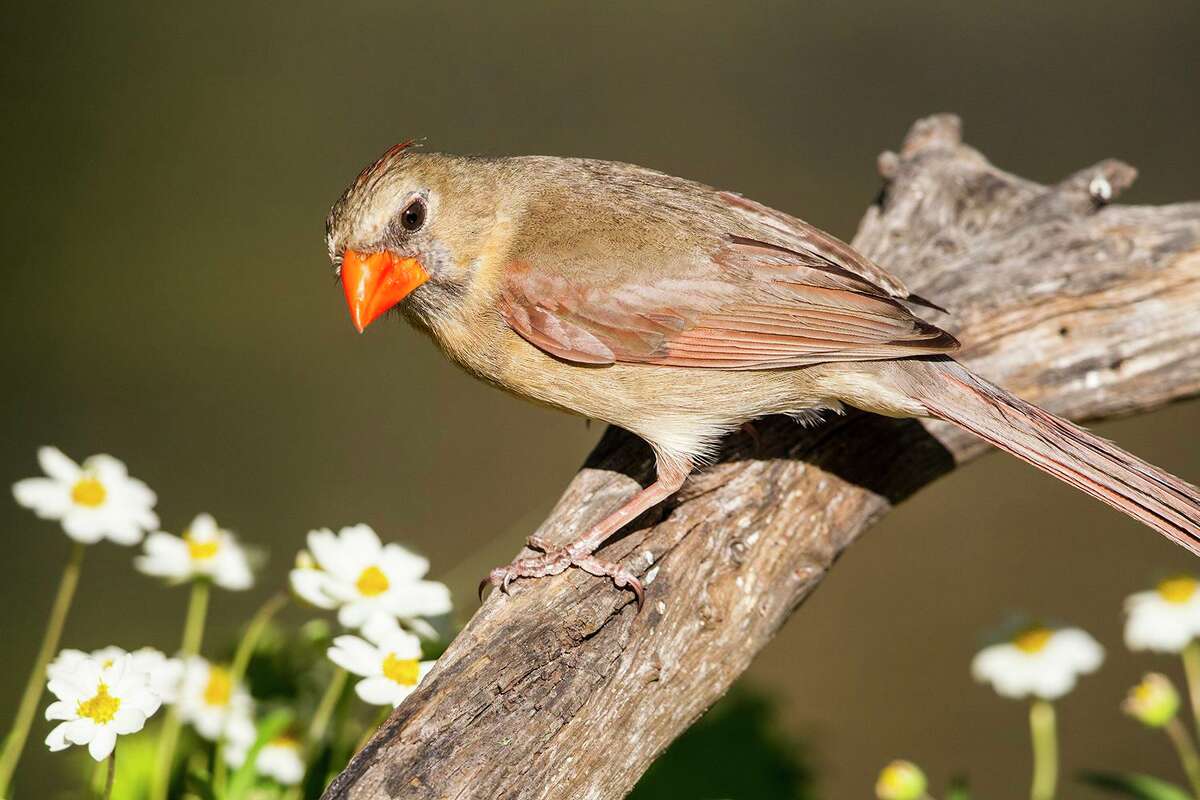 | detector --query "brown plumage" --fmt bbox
[326,145,1200,603]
